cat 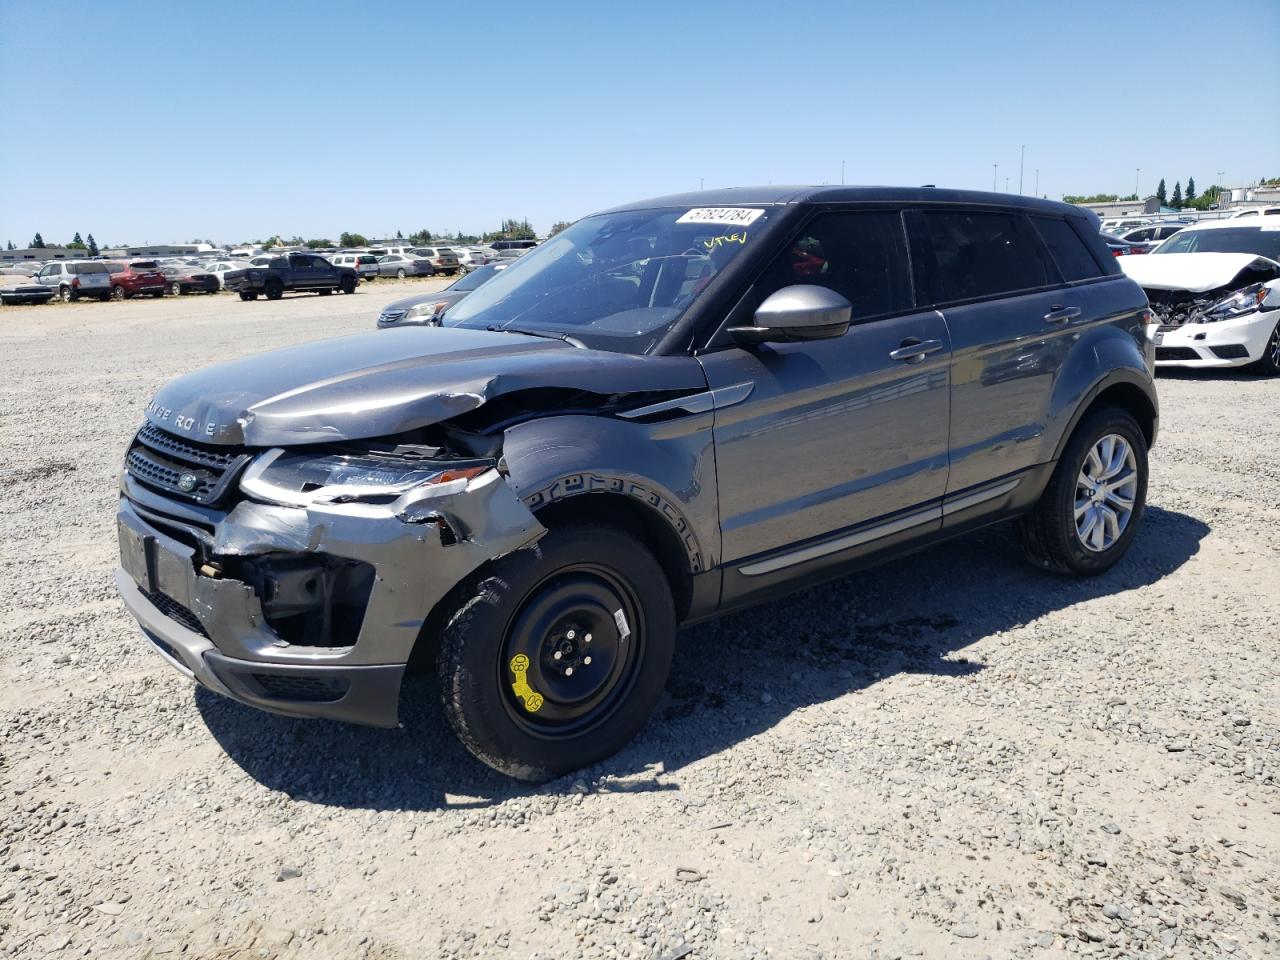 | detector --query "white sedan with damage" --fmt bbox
[1121,220,1280,374]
